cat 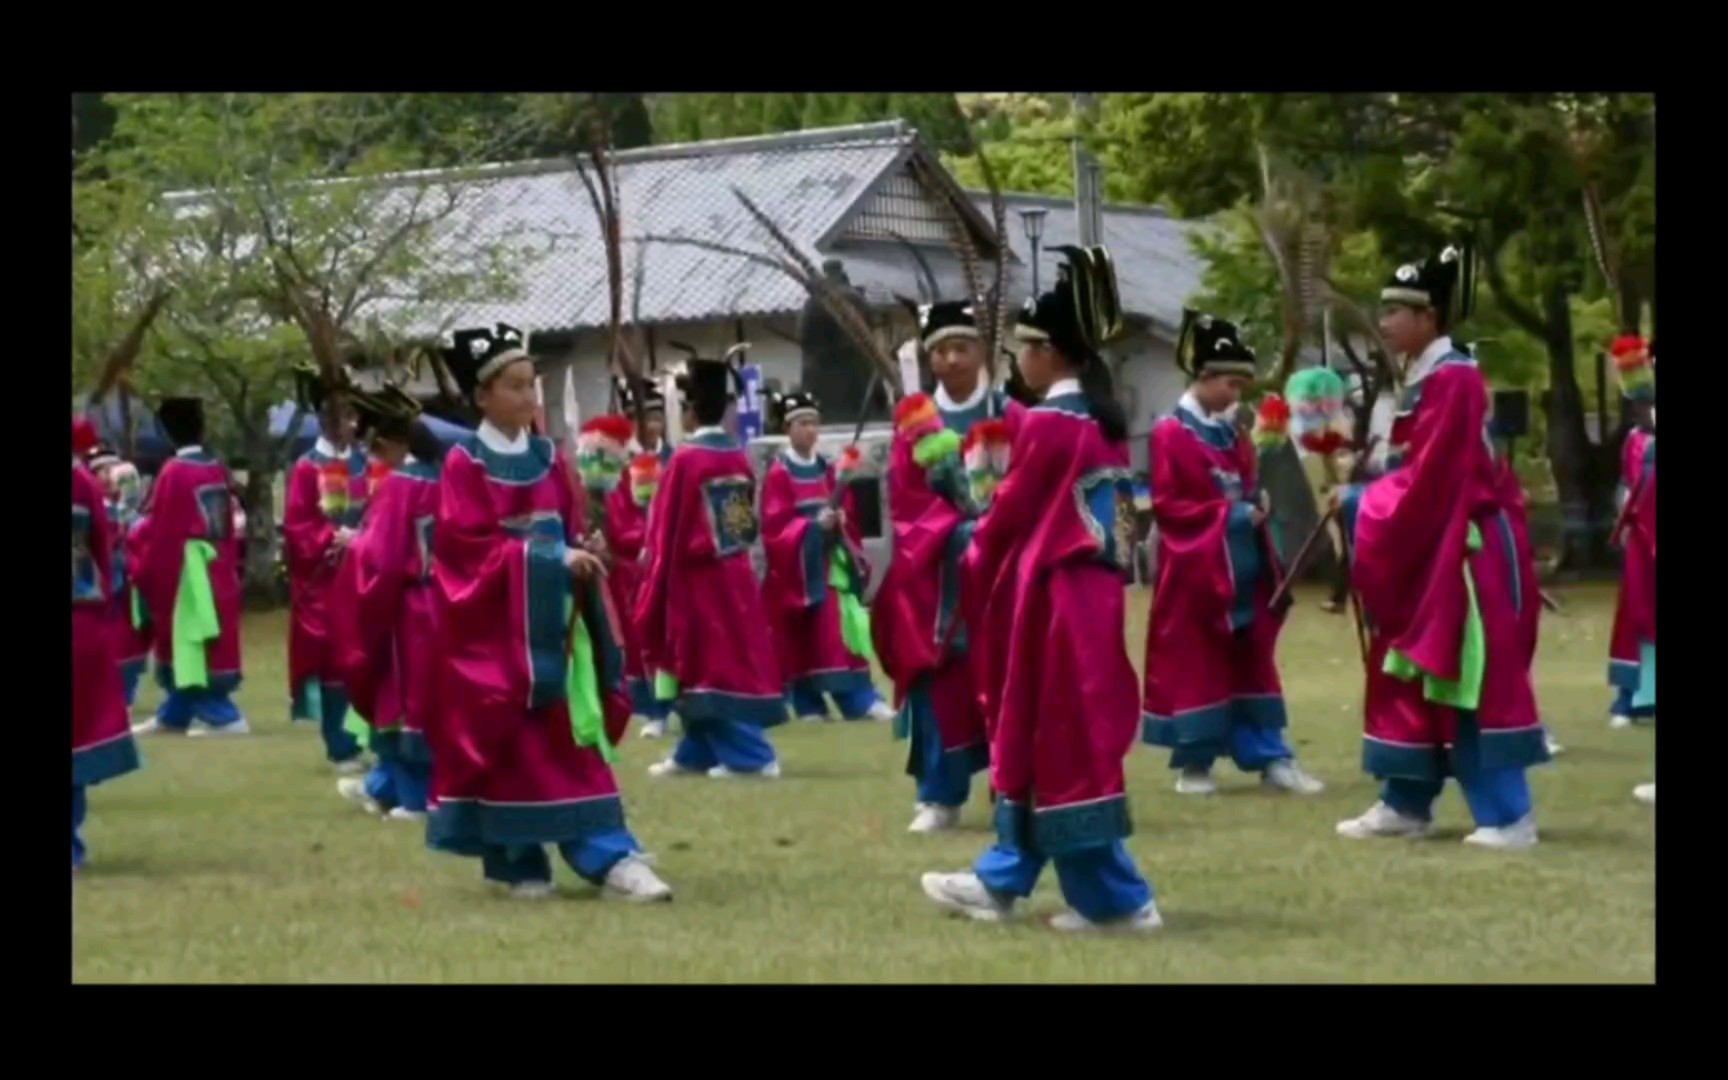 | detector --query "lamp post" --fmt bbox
[1019,207,1048,297]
